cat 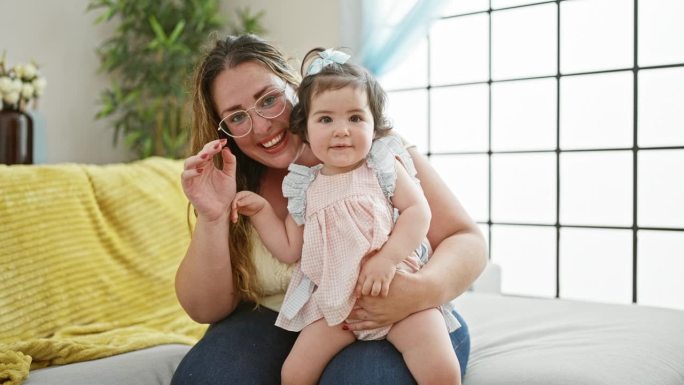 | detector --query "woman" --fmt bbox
[171,34,487,385]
